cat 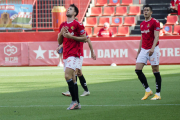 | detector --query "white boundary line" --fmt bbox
[0,104,179,108]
